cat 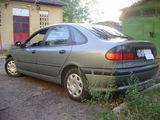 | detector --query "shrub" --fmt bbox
[125,87,160,120]
[88,79,160,120]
